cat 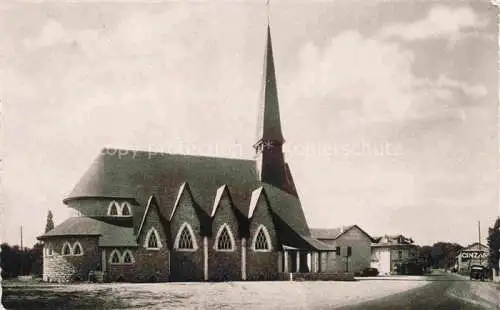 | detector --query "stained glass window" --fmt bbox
[62,243,72,256]
[73,242,83,255]
[178,226,194,249]
[110,250,120,264]
[108,202,118,216]
[216,226,233,250]
[254,227,270,250]
[123,250,134,264]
